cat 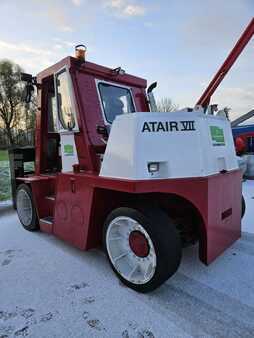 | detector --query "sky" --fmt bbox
[0,0,253,120]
